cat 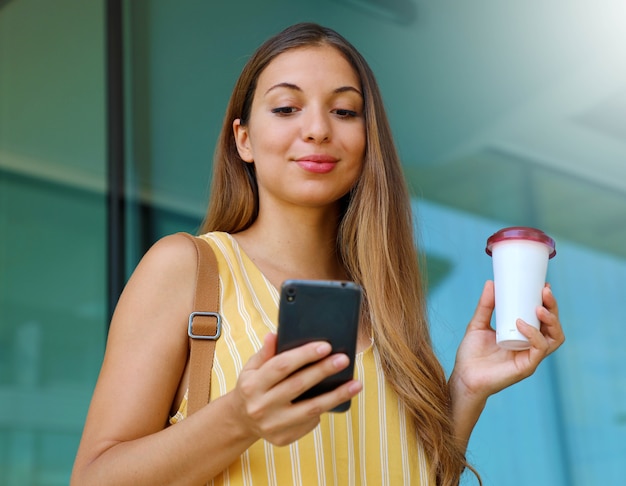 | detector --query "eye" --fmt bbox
[333,108,358,118]
[271,106,298,116]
